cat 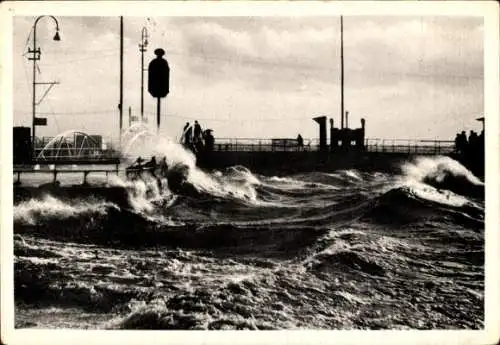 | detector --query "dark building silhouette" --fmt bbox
[13,127,32,164]
[313,116,328,152]
[328,117,365,152]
